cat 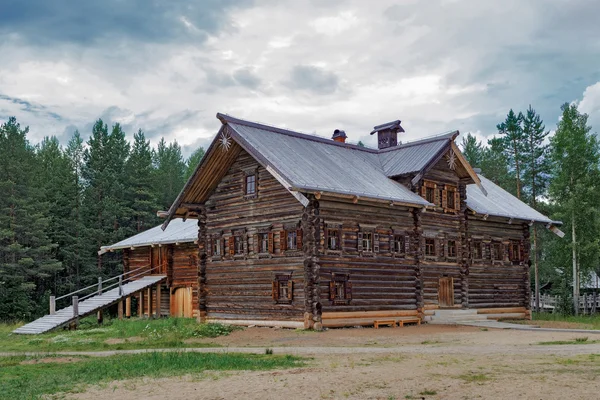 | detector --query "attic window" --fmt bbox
[425,187,435,203]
